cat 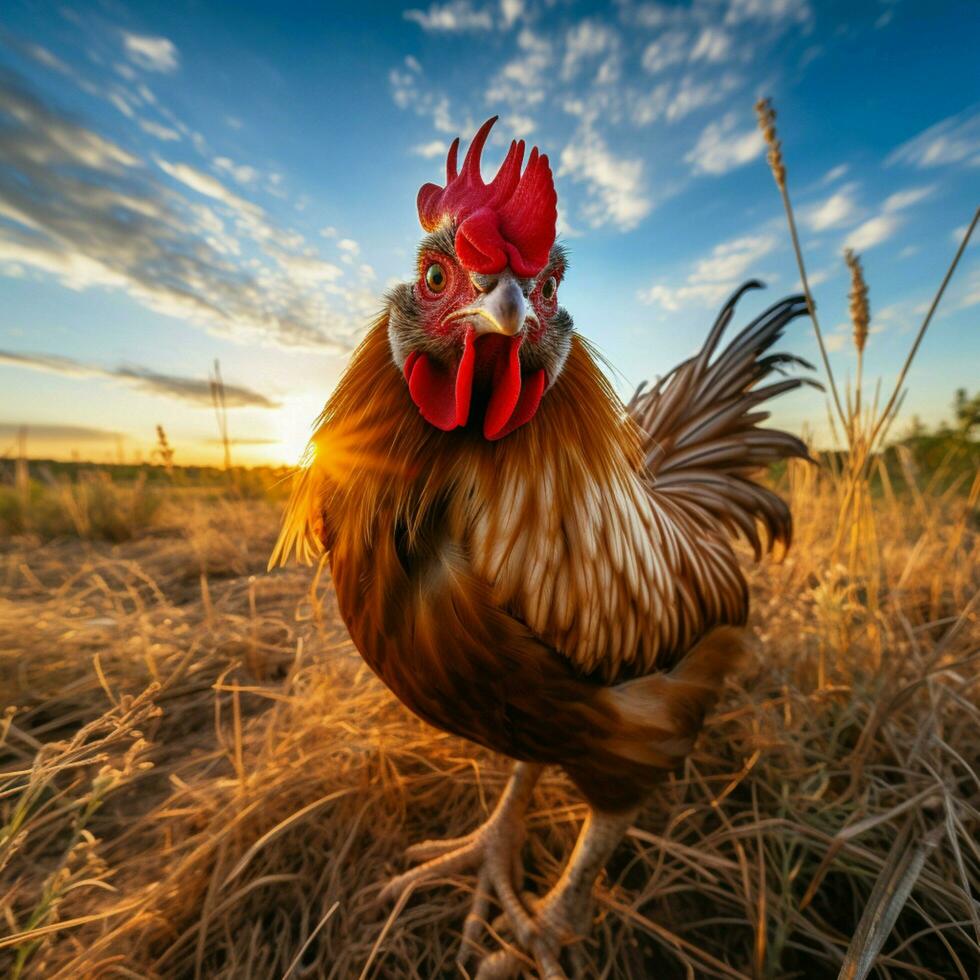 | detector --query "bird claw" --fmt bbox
[380,824,593,980]
[472,933,569,980]
[378,800,537,949]
[476,886,592,979]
